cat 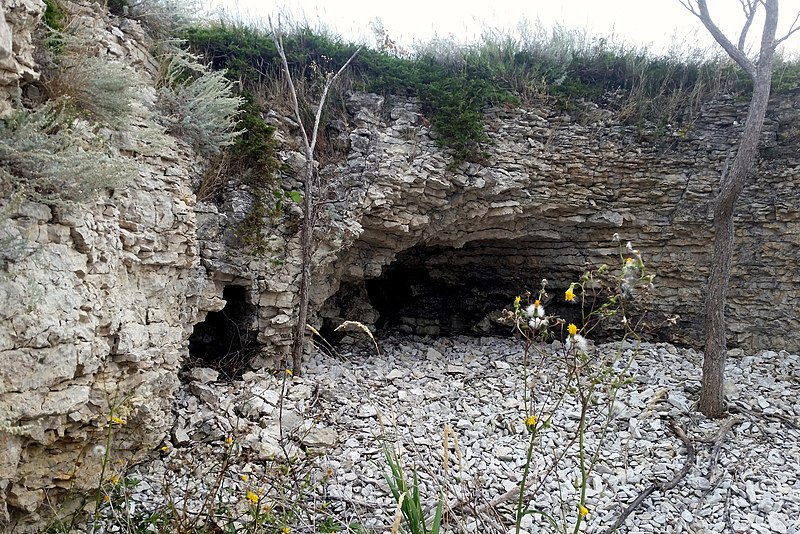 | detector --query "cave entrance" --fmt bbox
[357,240,582,337]
[188,285,259,379]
